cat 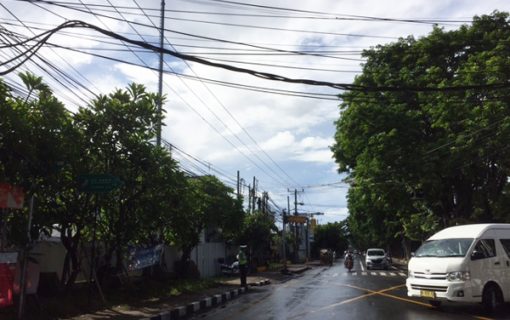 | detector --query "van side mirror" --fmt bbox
[410,252,415,257]
[471,250,484,261]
